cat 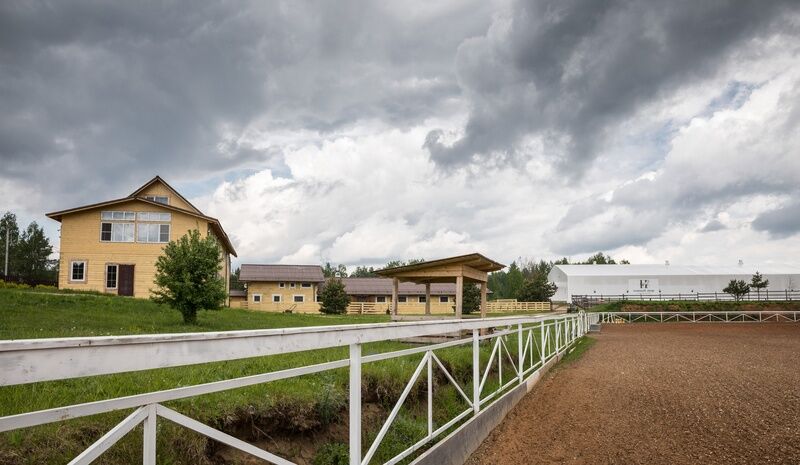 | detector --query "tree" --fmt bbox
[151,230,226,324]
[584,252,616,264]
[750,272,769,300]
[350,266,377,278]
[0,212,20,277]
[384,258,425,269]
[461,283,481,315]
[723,279,750,302]
[322,262,348,278]
[517,274,558,302]
[230,267,245,291]
[319,278,350,314]
[15,222,55,282]
[505,261,525,299]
